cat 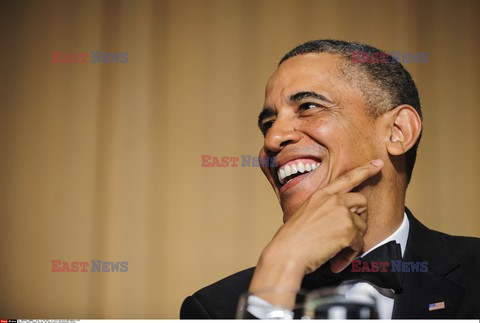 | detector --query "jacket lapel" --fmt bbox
[392,208,465,318]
